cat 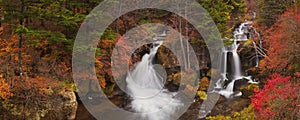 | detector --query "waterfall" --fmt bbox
[213,18,261,99]
[126,35,183,120]
[232,49,243,79]
[217,80,242,98]
[222,50,228,77]
[199,13,262,119]
[127,41,164,92]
